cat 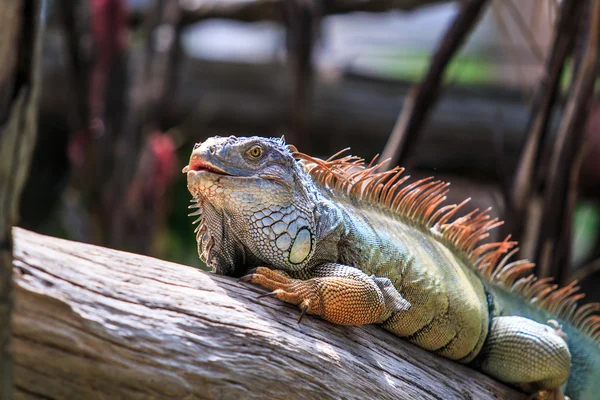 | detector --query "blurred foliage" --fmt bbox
[374,50,494,85]
[573,202,600,266]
